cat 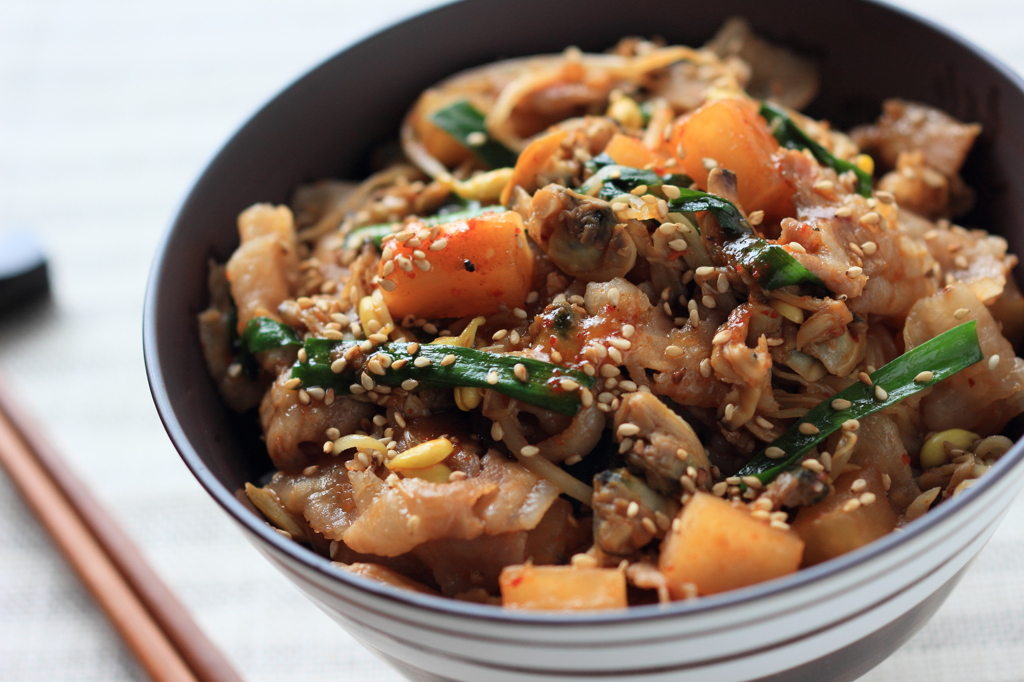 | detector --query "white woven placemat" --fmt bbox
[0,1,1021,679]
